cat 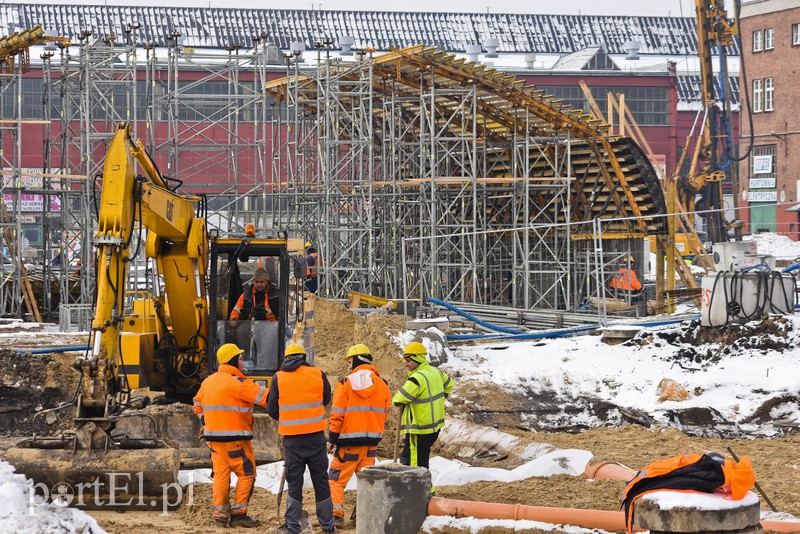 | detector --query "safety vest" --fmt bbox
[229,284,276,321]
[329,364,391,446]
[610,268,642,291]
[392,361,453,435]
[306,251,321,278]
[275,365,327,436]
[192,364,268,442]
[620,453,755,533]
